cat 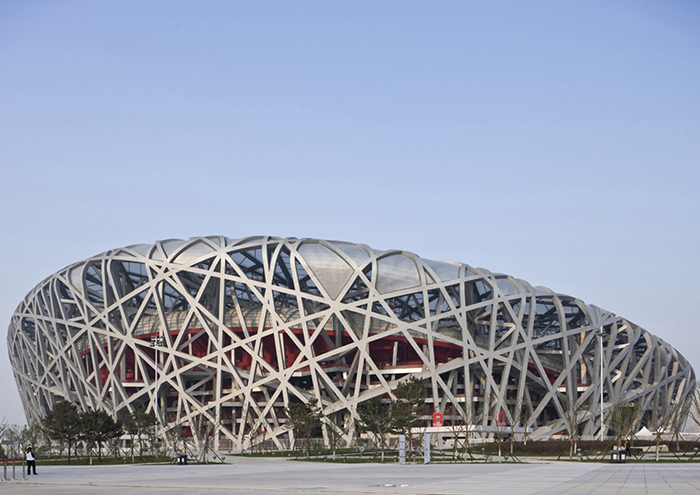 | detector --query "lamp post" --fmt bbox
[150,336,164,444]
[596,328,605,441]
